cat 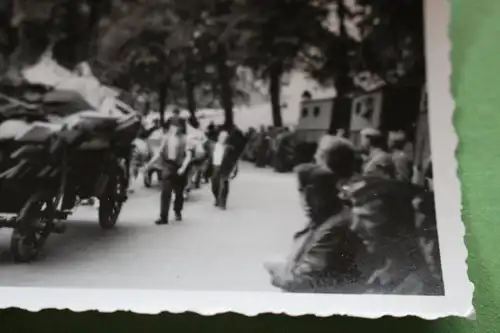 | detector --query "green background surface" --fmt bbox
[0,0,493,331]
